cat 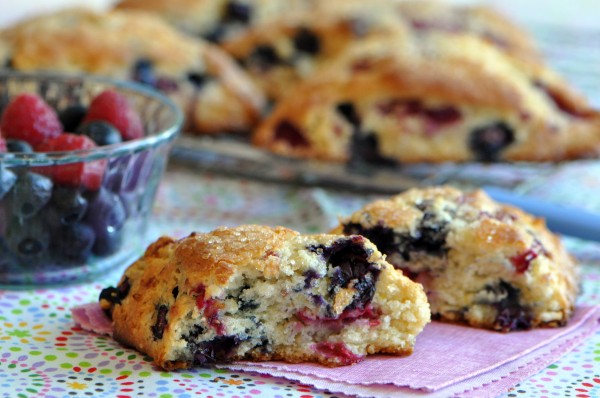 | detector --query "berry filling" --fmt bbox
[293,27,321,55]
[480,281,533,332]
[510,240,545,273]
[274,120,310,148]
[195,285,226,335]
[377,98,462,135]
[297,304,381,329]
[313,342,363,366]
[224,1,252,24]
[468,121,515,161]
[151,304,169,340]
[191,335,241,365]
